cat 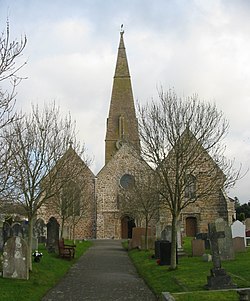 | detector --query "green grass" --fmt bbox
[127,238,250,301]
[0,240,92,301]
